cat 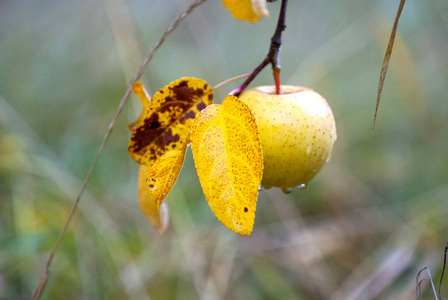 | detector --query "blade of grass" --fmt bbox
[438,243,448,300]
[372,0,406,131]
[31,0,208,299]
[426,267,439,300]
